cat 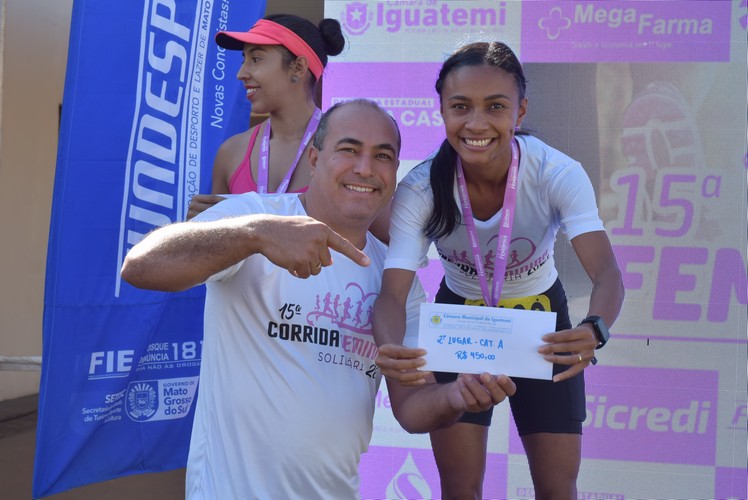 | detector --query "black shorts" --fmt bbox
[432,278,586,436]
